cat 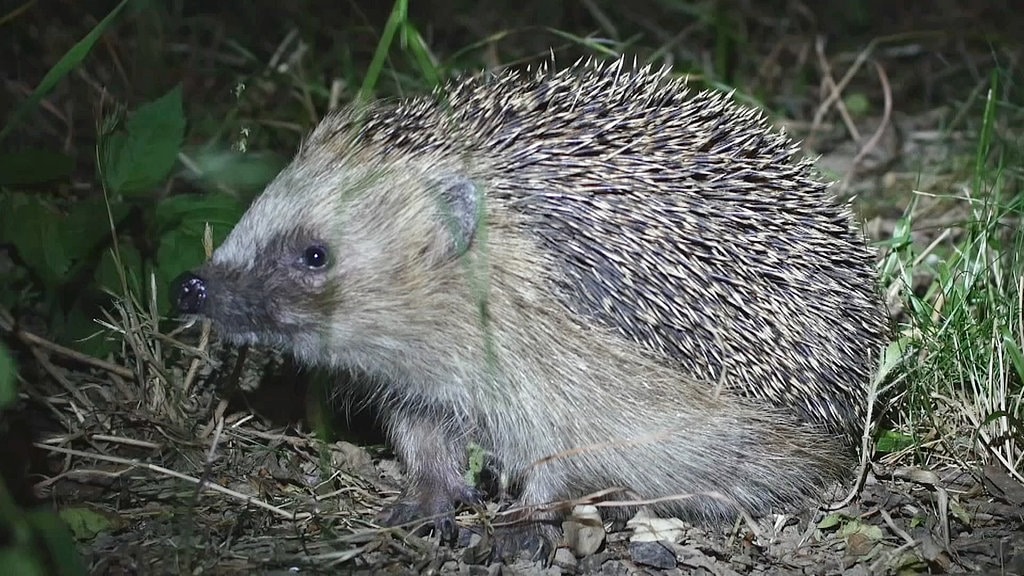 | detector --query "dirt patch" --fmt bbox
[36,406,1024,574]
[17,324,1024,575]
